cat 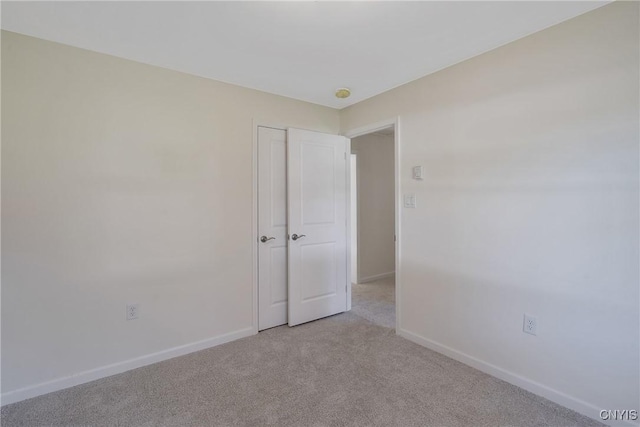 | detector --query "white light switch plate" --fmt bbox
[412,166,424,180]
[404,194,416,208]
